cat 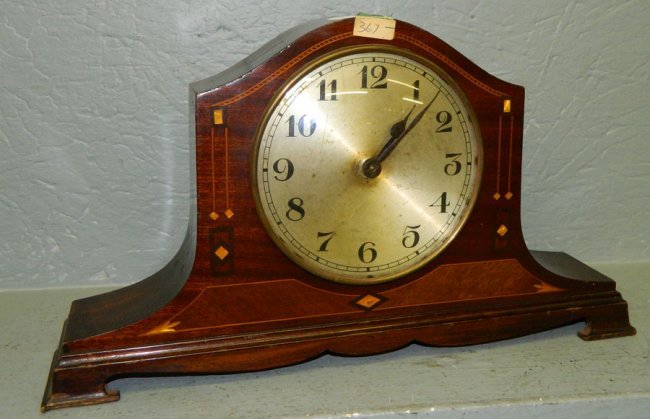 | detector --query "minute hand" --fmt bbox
[373,90,440,164]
